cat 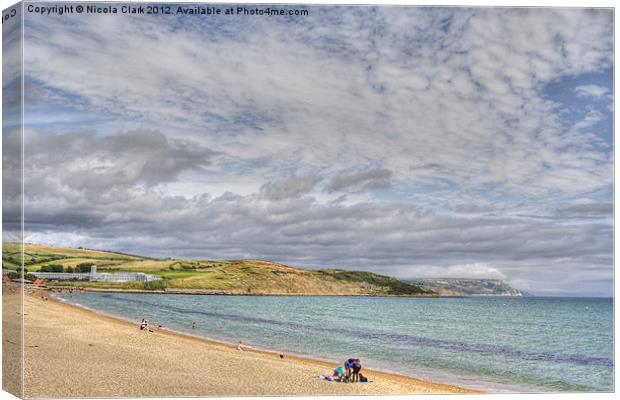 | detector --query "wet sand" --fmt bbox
[8,288,478,397]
